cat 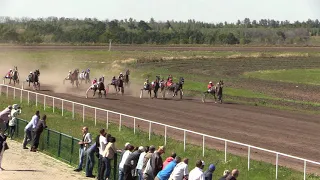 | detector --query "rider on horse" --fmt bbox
[5,69,12,78]
[119,72,124,79]
[167,75,173,86]
[144,79,150,90]
[66,70,72,80]
[207,81,214,93]
[99,75,104,83]
[111,76,116,85]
